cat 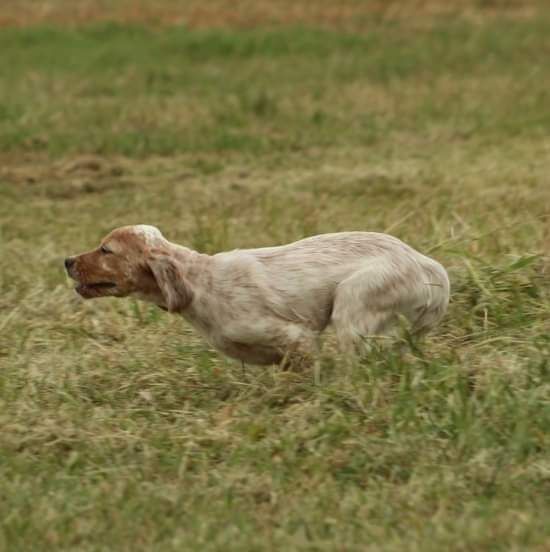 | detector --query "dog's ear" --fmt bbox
[146,255,193,313]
